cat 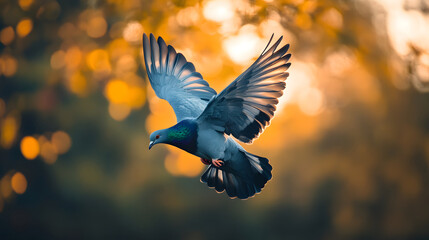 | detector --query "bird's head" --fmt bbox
[148,120,196,150]
[148,129,168,150]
